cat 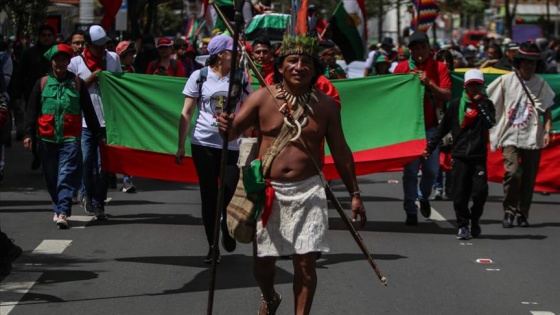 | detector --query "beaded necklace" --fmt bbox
[275,83,318,141]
